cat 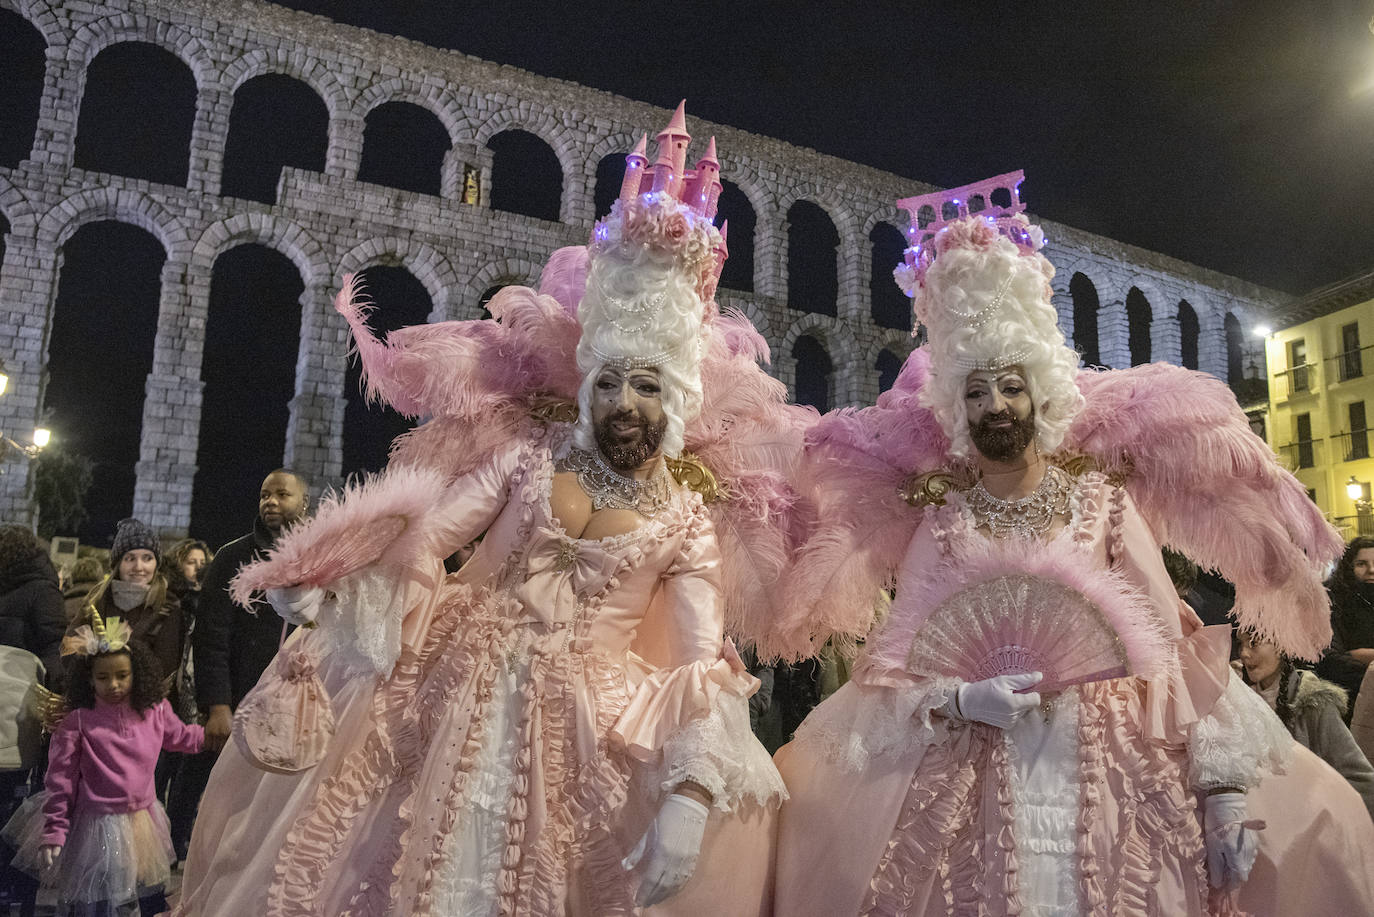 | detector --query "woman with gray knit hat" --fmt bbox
[62,519,183,696]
